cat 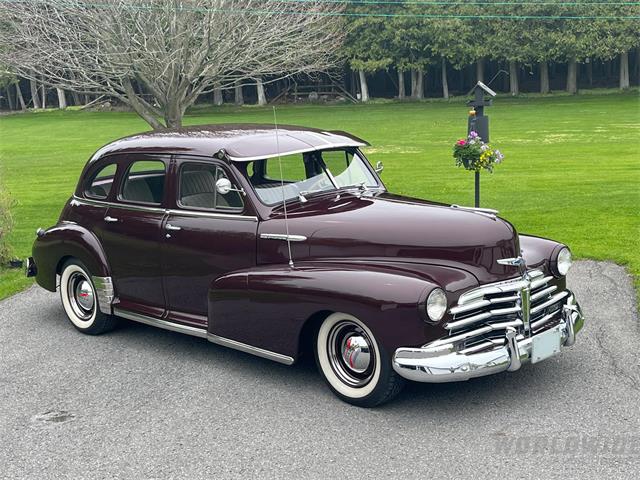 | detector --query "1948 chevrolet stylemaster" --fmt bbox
[27,124,584,406]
